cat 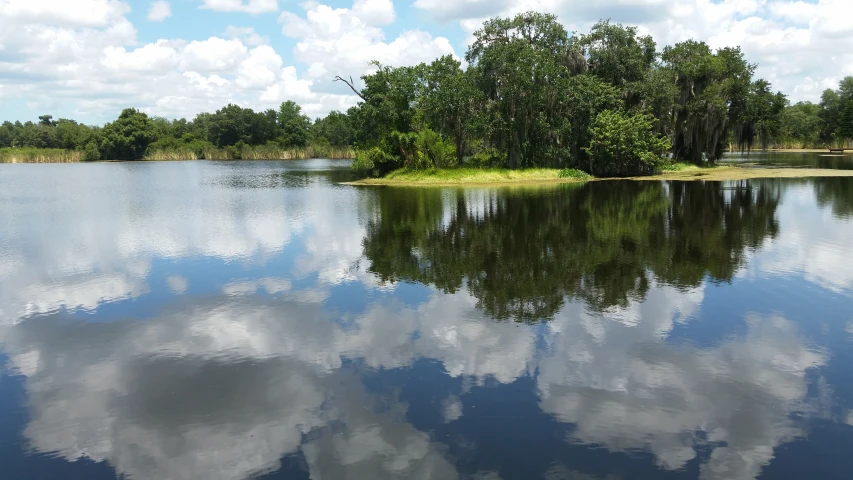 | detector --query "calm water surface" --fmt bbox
[721,150,853,169]
[1,157,853,479]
